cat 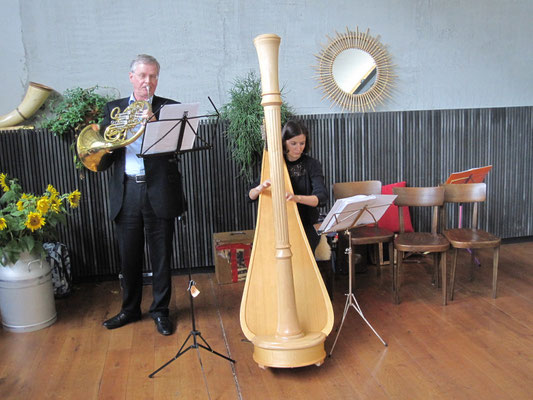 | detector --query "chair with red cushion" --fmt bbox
[333,181,395,278]
[442,183,501,300]
[393,186,450,305]
[378,181,415,234]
